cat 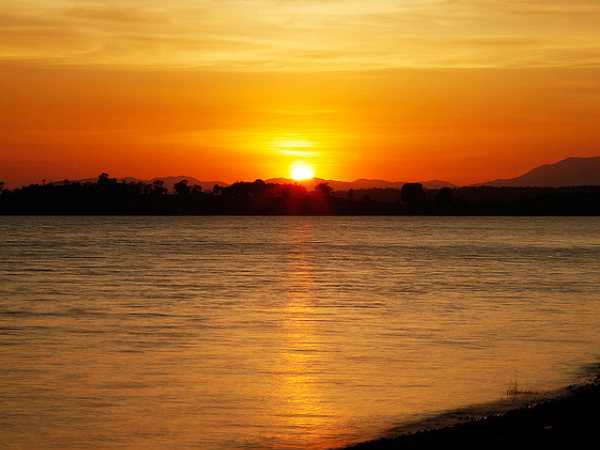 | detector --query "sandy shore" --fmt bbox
[342,368,600,450]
